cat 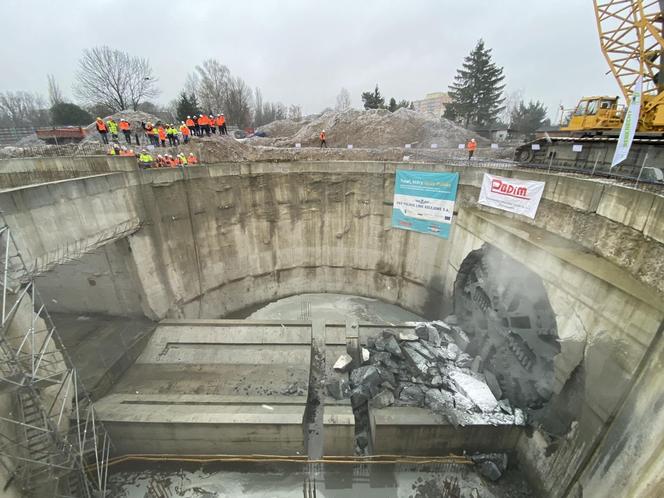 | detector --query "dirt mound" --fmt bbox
[256,118,307,138]
[252,108,486,149]
[178,135,257,162]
